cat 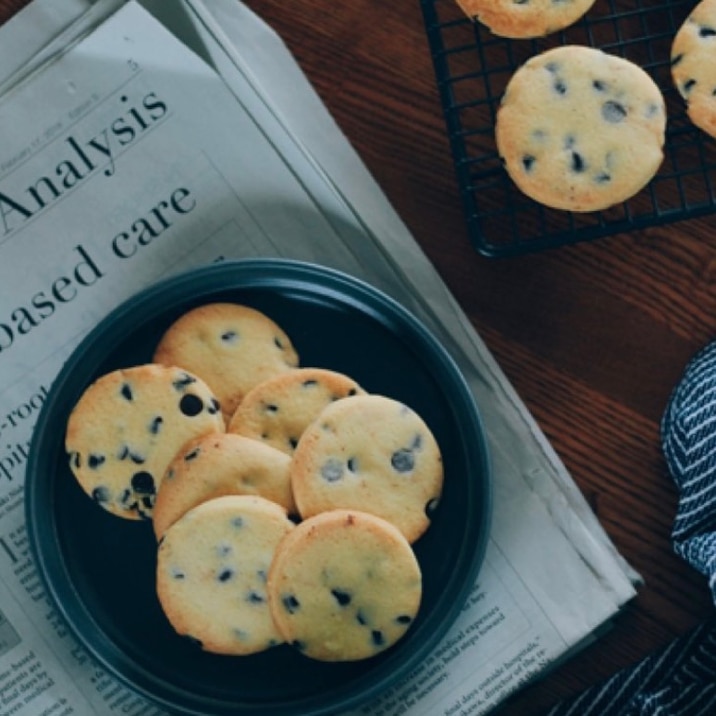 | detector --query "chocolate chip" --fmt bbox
[208,398,220,415]
[396,615,413,625]
[699,26,716,37]
[321,458,345,482]
[117,446,144,463]
[179,394,204,416]
[265,403,279,413]
[602,100,627,123]
[331,589,352,606]
[371,630,385,647]
[69,451,81,469]
[221,330,238,342]
[593,79,606,91]
[595,172,612,184]
[347,457,358,472]
[425,497,440,518]
[183,635,203,648]
[522,154,536,172]
[282,594,300,614]
[231,516,244,528]
[149,416,163,434]
[131,471,155,494]
[683,78,697,93]
[120,383,133,401]
[87,454,105,469]
[247,591,265,604]
[356,611,368,626]
[173,374,196,390]
[184,447,201,461]
[391,448,415,473]
[288,437,298,450]
[302,379,318,387]
[571,152,586,173]
[553,79,567,95]
[274,336,285,350]
[671,53,684,66]
[218,568,234,582]
[171,568,185,579]
[91,486,110,503]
